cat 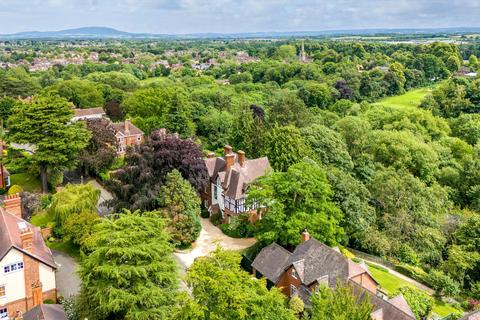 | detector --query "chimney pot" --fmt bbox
[301,229,310,243]
[207,152,215,158]
[238,150,246,167]
[224,145,233,156]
